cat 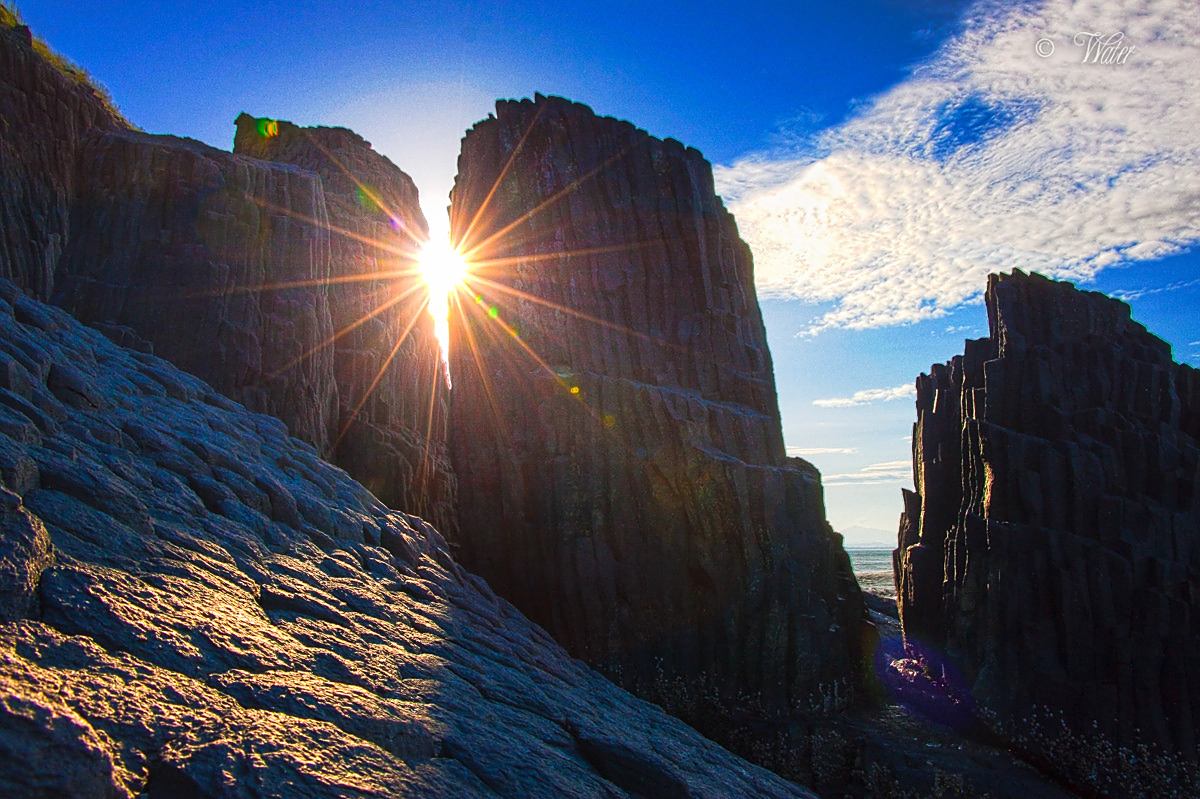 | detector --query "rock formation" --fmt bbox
[0,19,455,529]
[448,95,866,730]
[895,270,1200,790]
[233,114,456,531]
[0,279,812,798]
